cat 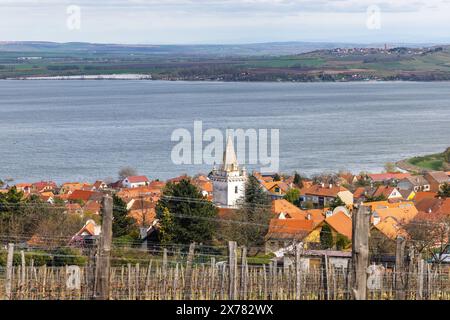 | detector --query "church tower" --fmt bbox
[210,135,247,208]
